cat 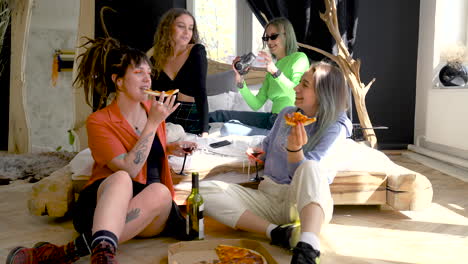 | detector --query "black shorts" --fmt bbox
[72,178,147,234]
